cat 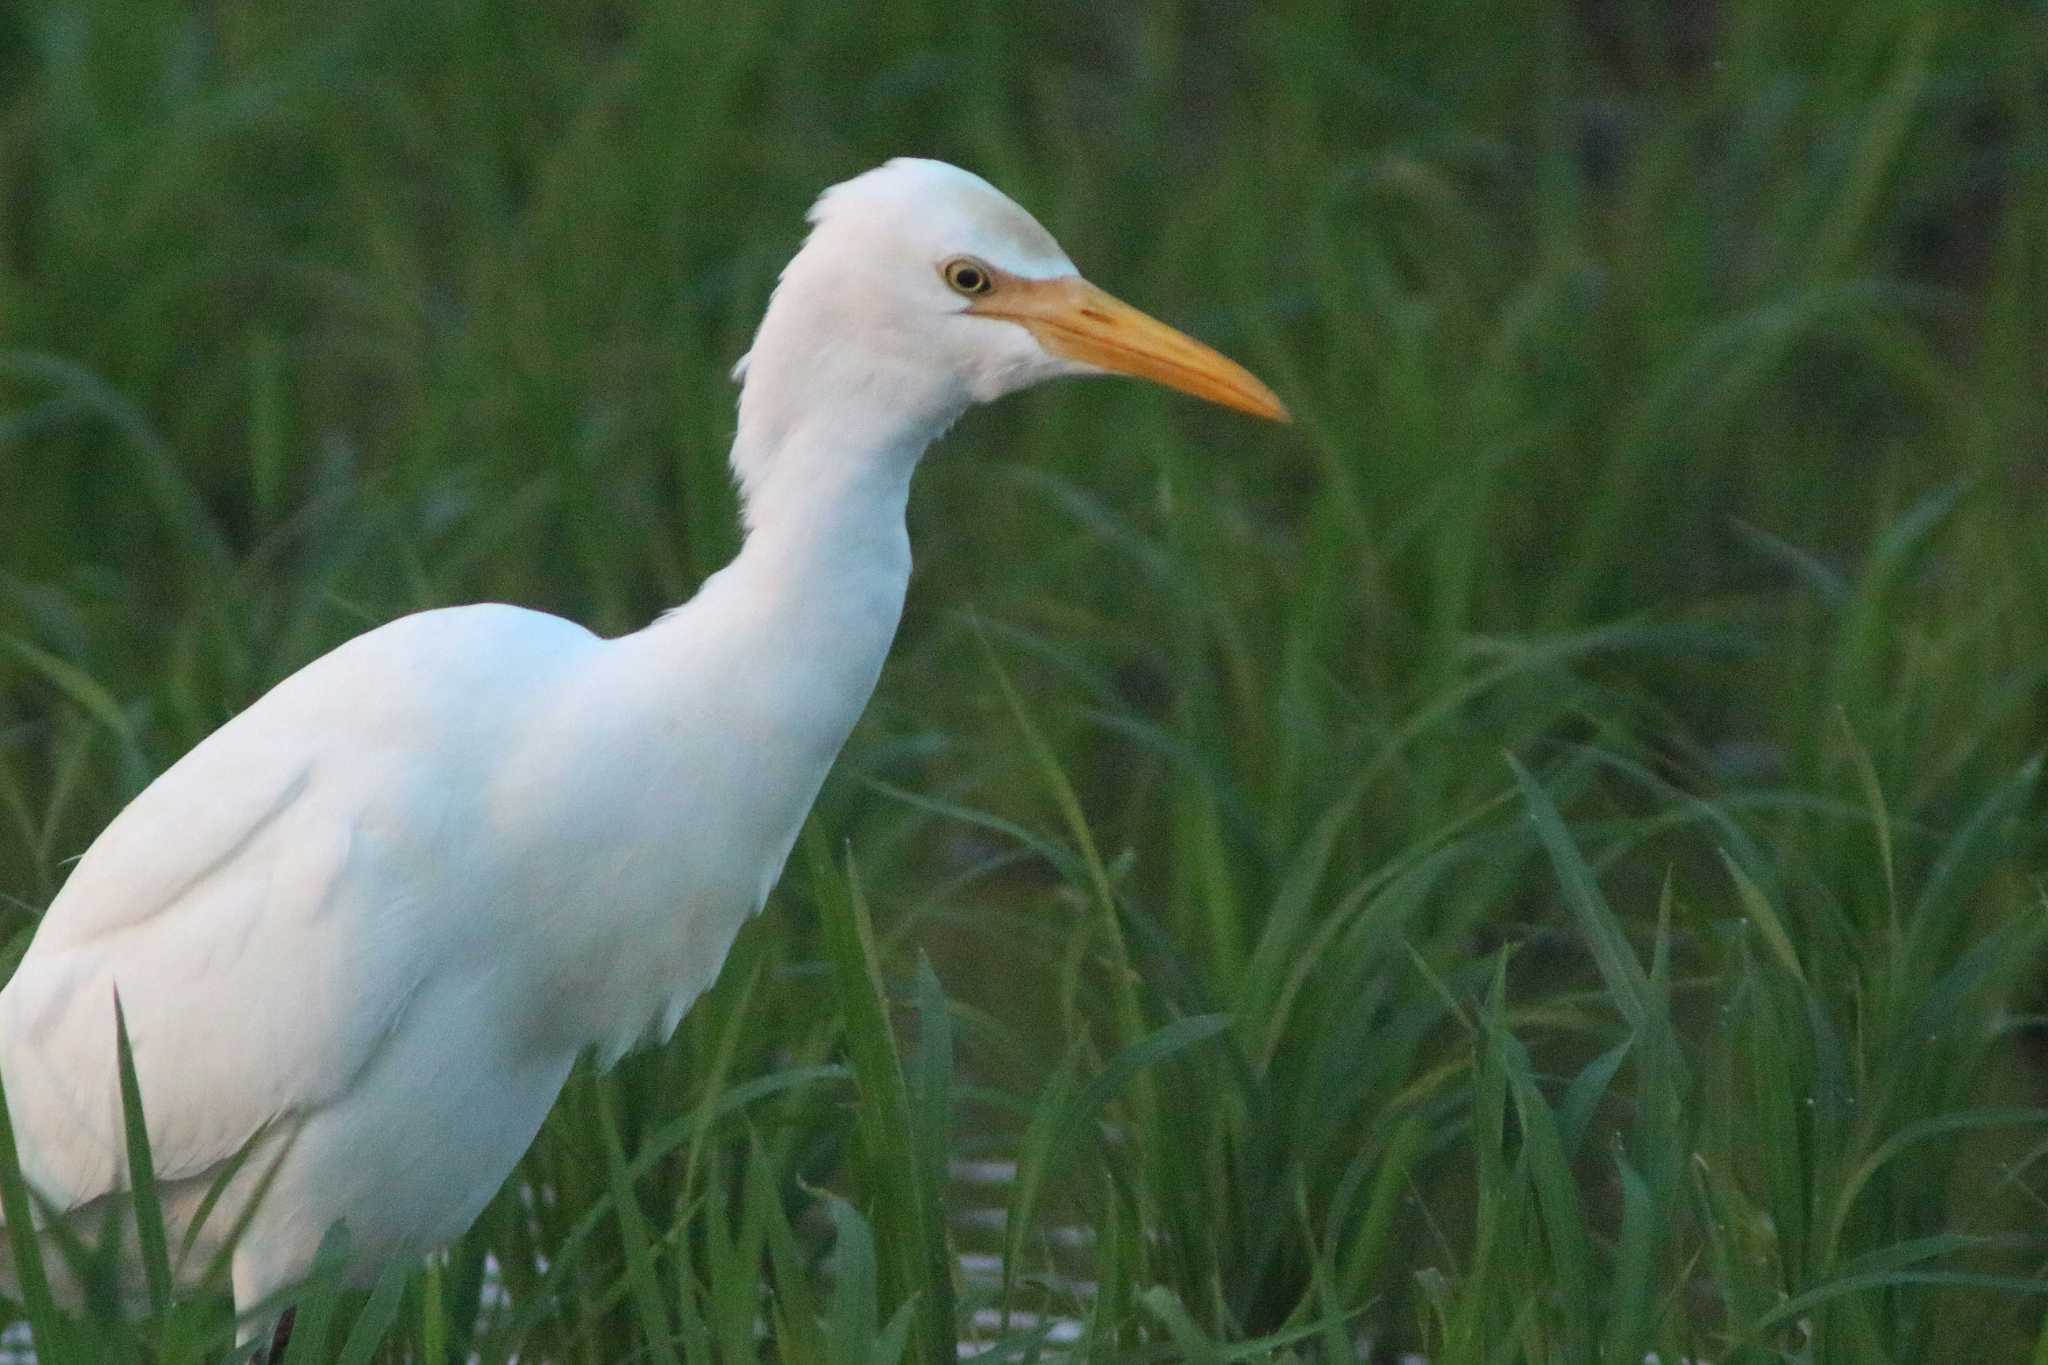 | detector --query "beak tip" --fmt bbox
[1244,387,1292,425]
